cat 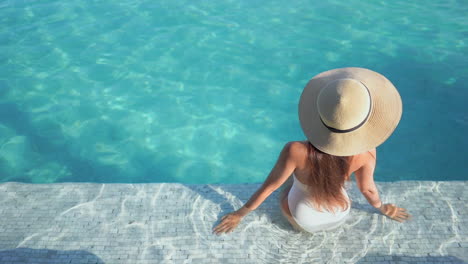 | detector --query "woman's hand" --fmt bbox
[379,203,411,222]
[212,211,244,235]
